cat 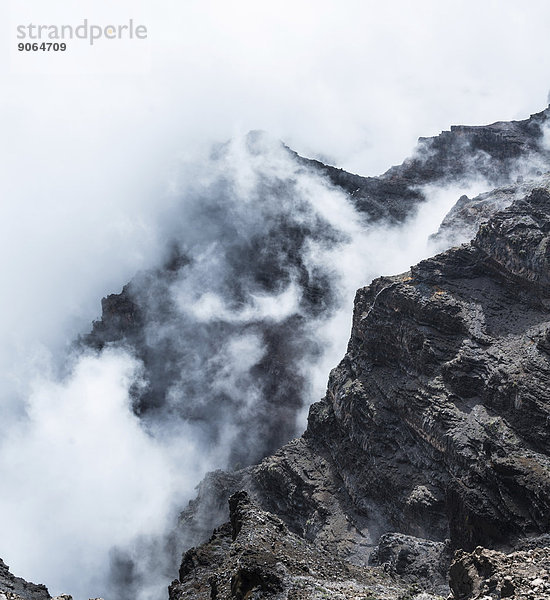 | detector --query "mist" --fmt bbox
[2,0,550,598]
